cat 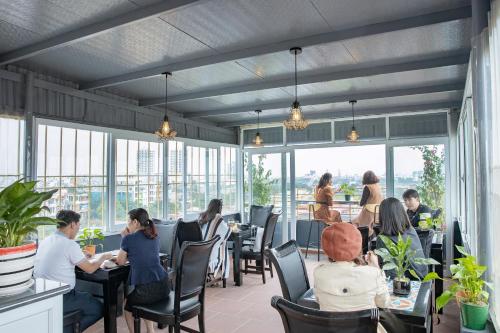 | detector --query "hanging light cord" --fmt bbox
[257,111,260,129]
[351,101,355,127]
[294,50,298,103]
[164,73,168,118]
